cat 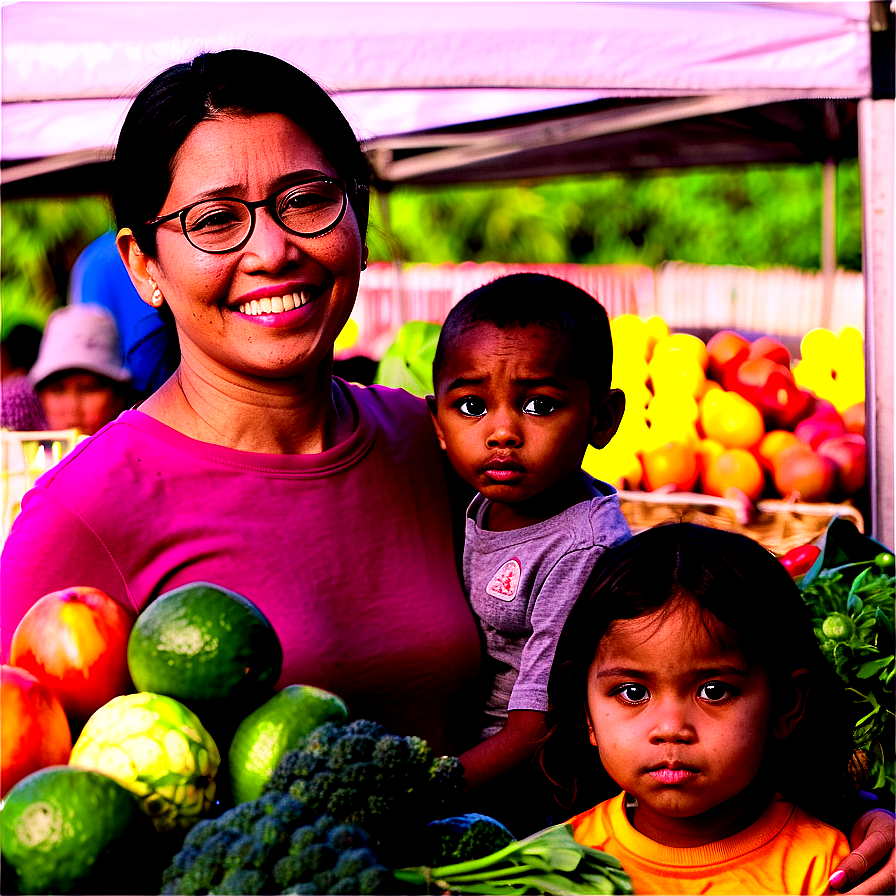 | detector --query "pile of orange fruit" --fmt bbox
[583,316,866,506]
